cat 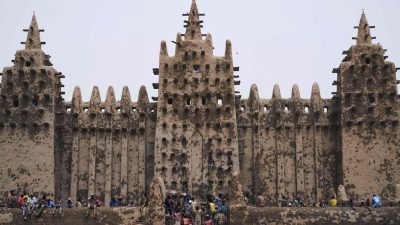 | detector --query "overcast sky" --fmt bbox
[0,0,399,102]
